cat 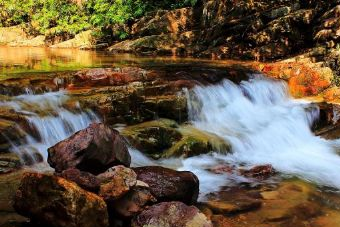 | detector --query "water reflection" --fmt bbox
[0,46,251,75]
